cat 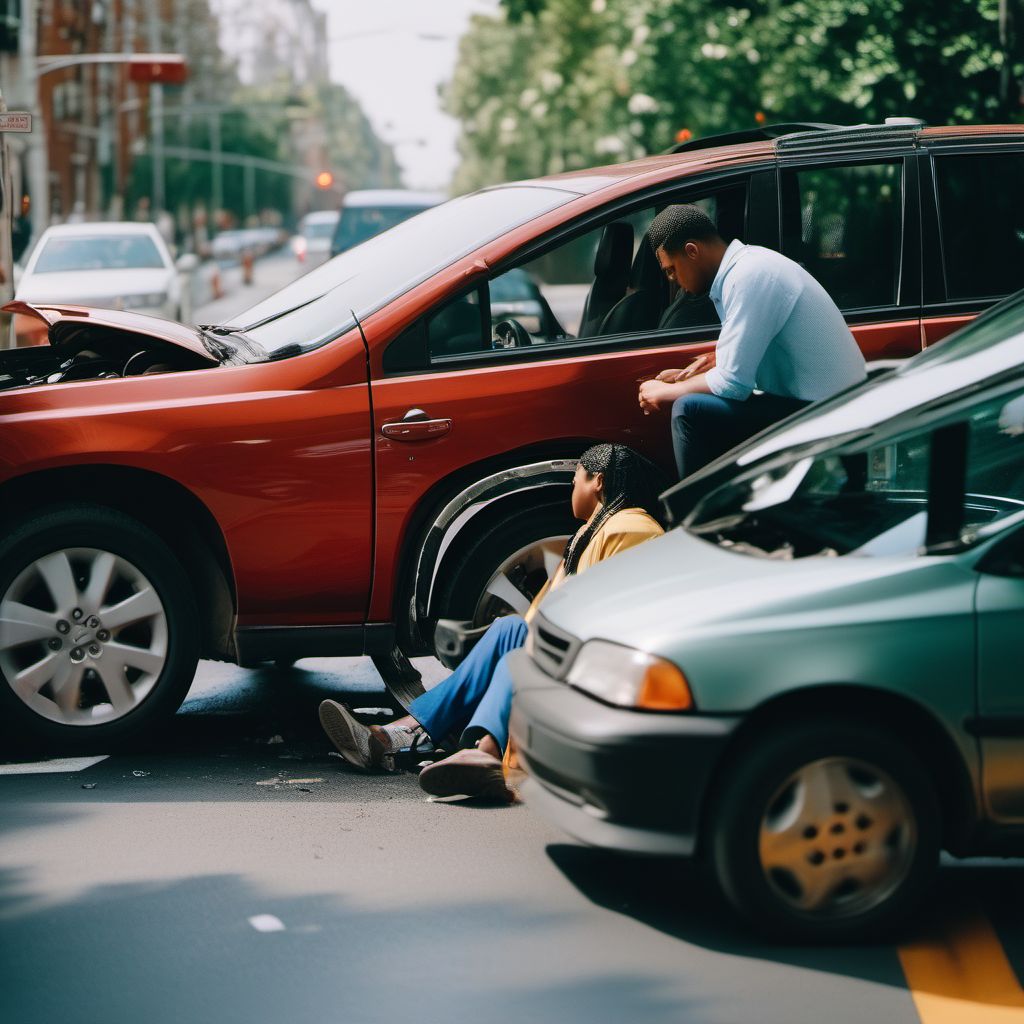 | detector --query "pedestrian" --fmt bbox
[318,444,665,802]
[637,204,866,478]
